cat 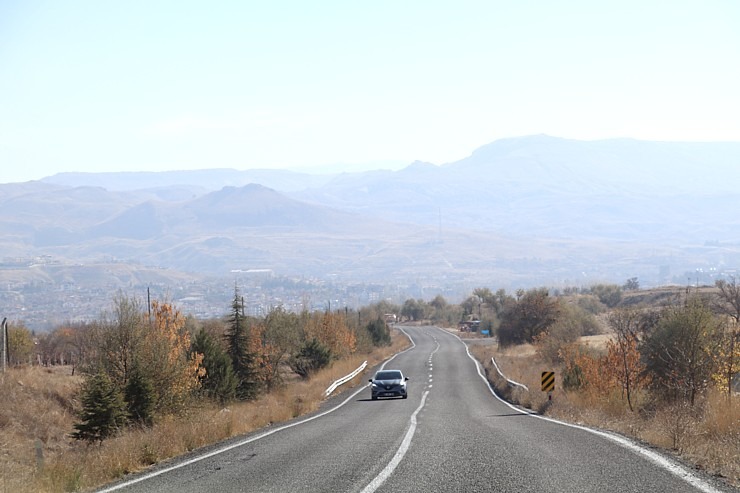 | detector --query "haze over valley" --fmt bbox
[2,135,739,330]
